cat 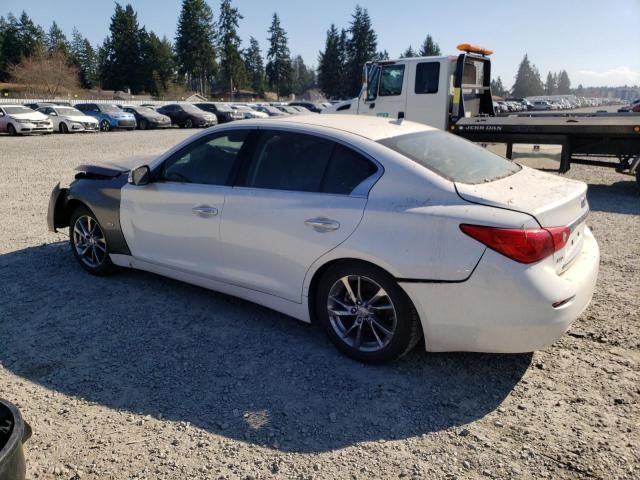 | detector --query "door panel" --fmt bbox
[120,182,229,277]
[219,188,366,302]
[359,63,407,120]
